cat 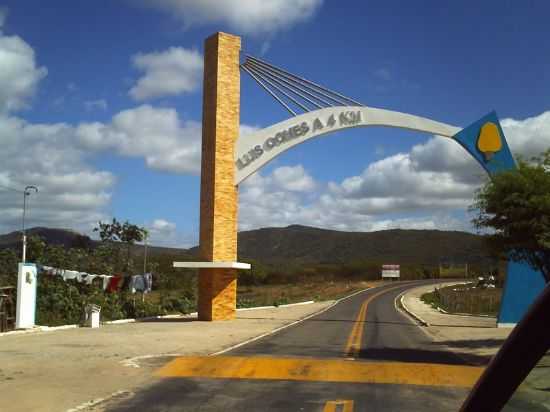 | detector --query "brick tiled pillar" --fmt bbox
[198,33,241,321]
